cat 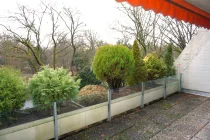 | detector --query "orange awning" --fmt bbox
[116,0,210,29]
